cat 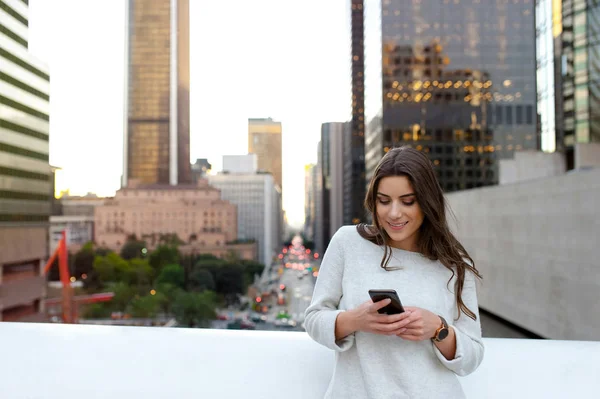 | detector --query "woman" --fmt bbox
[304,146,484,399]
